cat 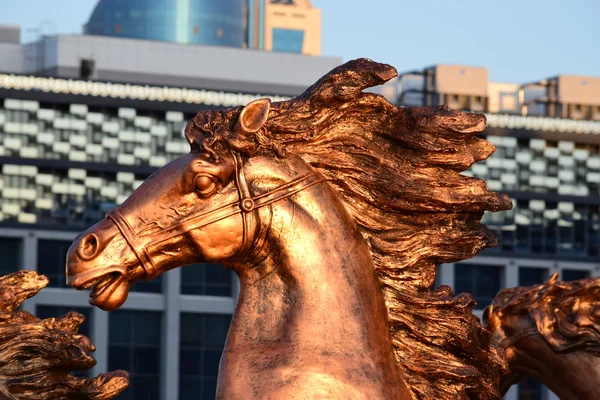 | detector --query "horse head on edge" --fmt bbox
[484,273,600,398]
